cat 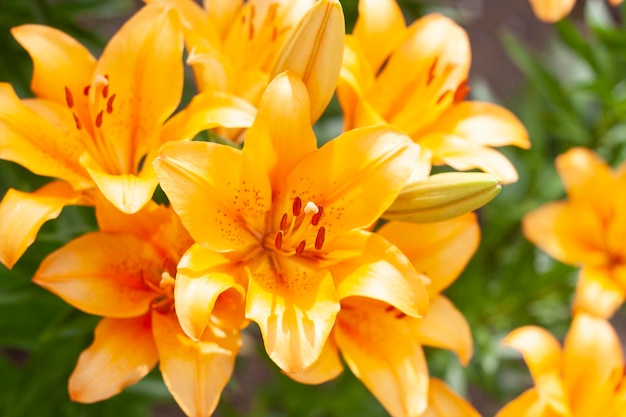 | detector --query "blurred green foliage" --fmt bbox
[1,0,626,417]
